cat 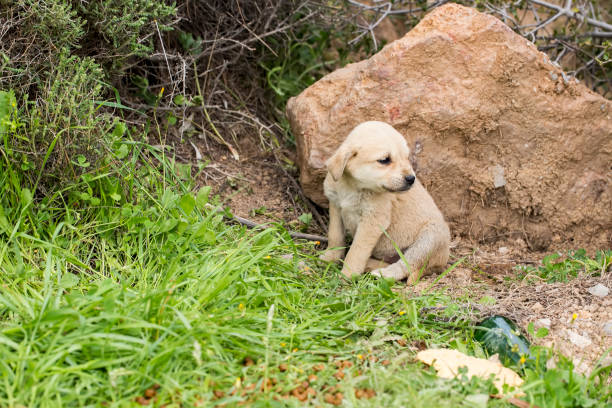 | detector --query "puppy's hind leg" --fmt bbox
[371,226,448,283]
